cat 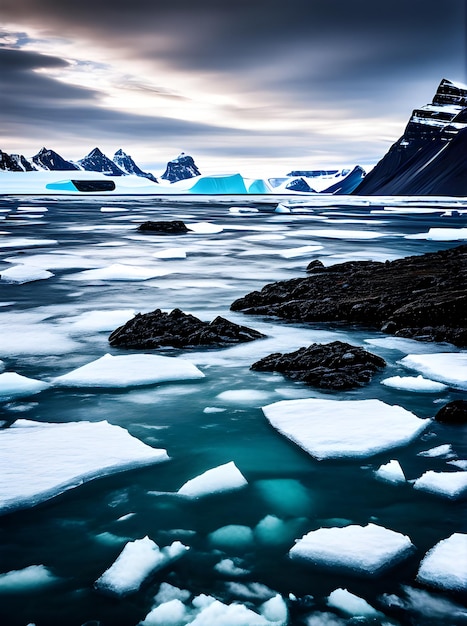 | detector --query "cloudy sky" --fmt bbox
[1,0,465,176]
